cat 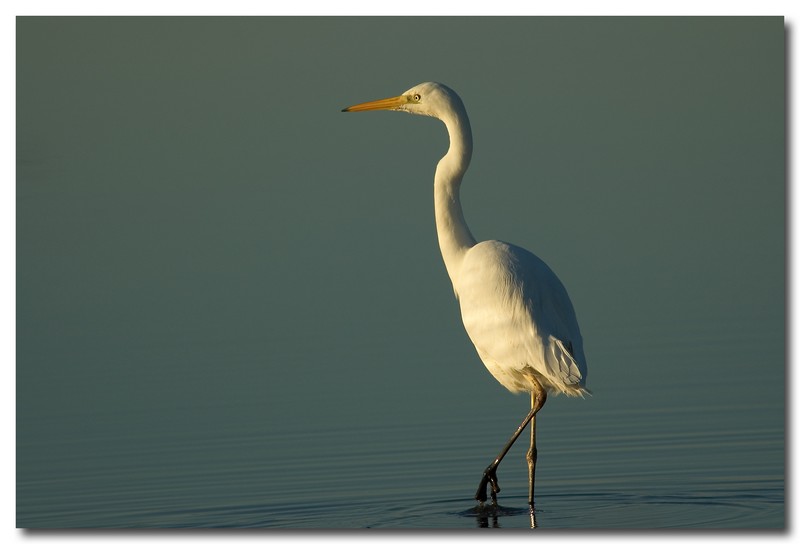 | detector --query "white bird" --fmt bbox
[342,82,588,509]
